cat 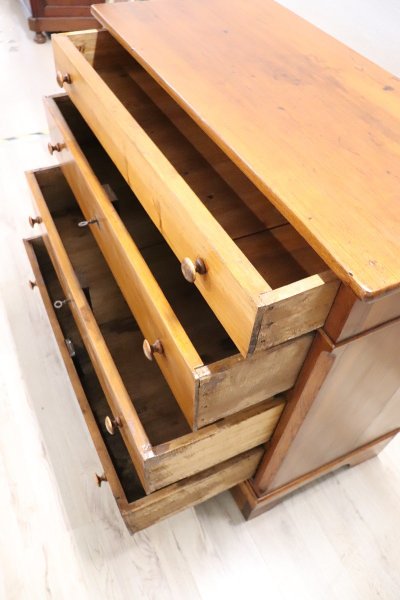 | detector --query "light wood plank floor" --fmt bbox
[0,1,399,598]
